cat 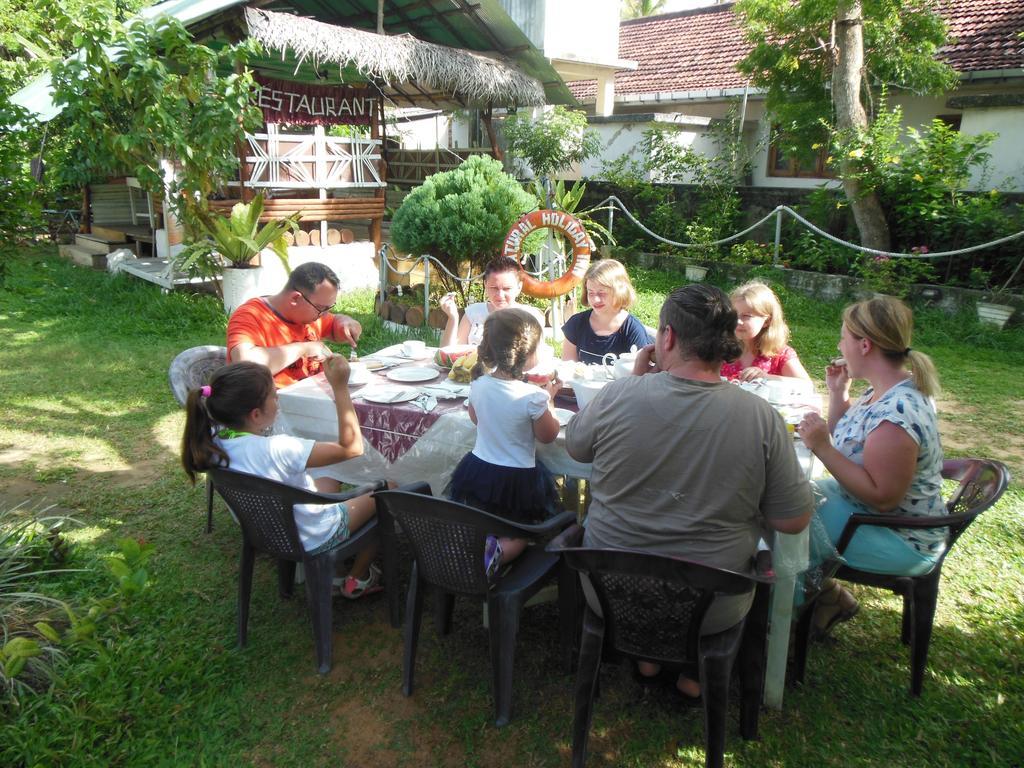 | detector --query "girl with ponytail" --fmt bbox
[797,296,945,637]
[181,359,383,599]
[447,308,563,576]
